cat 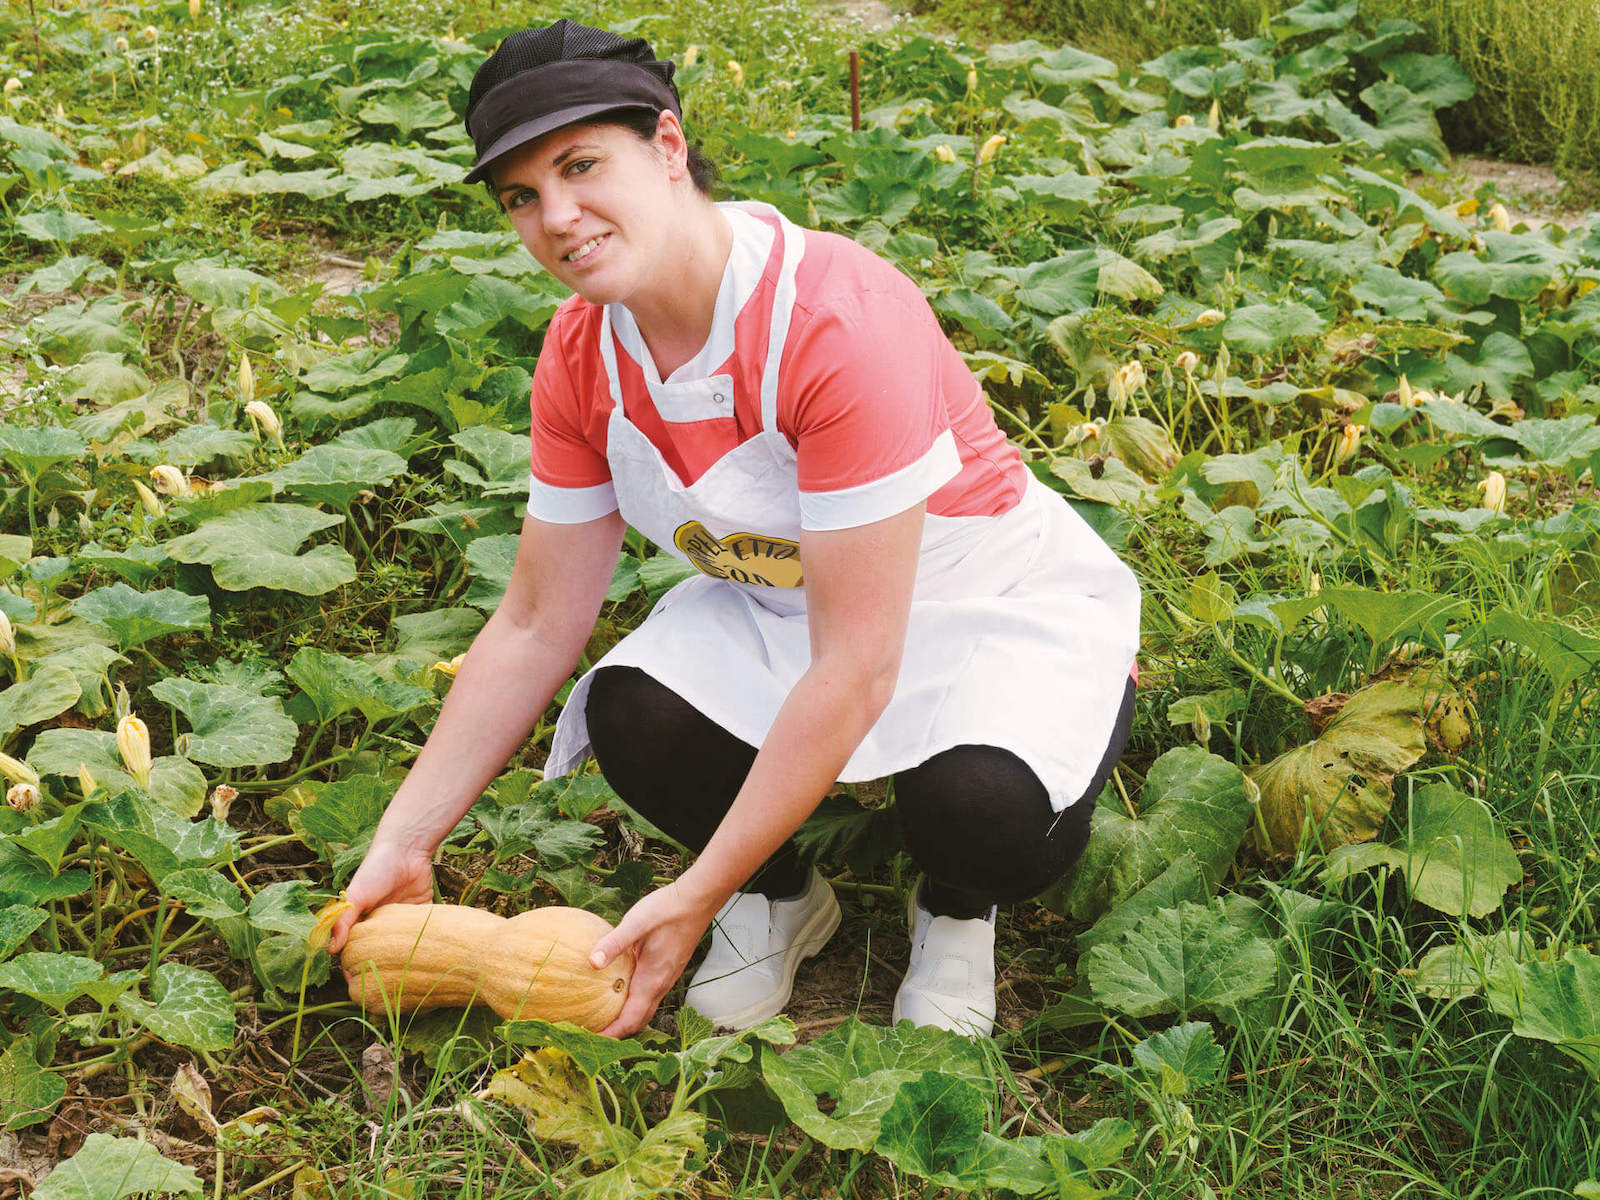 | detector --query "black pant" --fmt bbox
[585,666,1136,918]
